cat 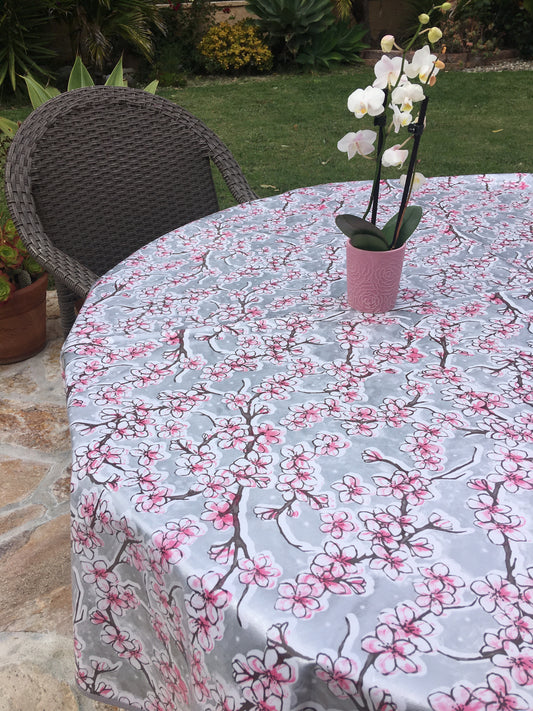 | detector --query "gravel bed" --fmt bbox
[462,59,533,72]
